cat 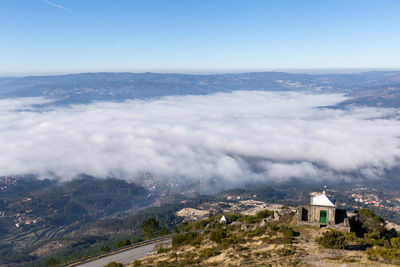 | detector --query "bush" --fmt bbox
[278,248,294,256]
[278,226,294,238]
[256,210,274,220]
[218,234,242,249]
[157,247,172,254]
[158,227,170,236]
[245,215,257,224]
[191,234,204,246]
[210,228,227,244]
[185,218,210,231]
[101,246,110,252]
[46,258,59,267]
[366,247,400,263]
[172,232,200,248]
[390,237,400,249]
[104,262,123,267]
[277,226,294,244]
[316,230,348,249]
[200,248,221,259]
[117,239,131,248]
[343,232,357,242]
[247,226,267,238]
